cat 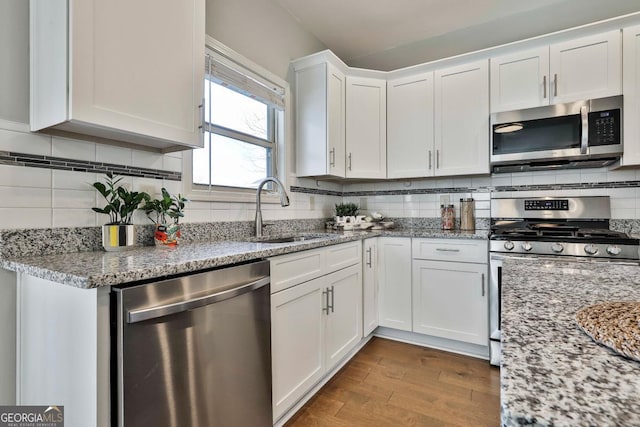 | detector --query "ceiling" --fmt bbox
[275,0,640,70]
